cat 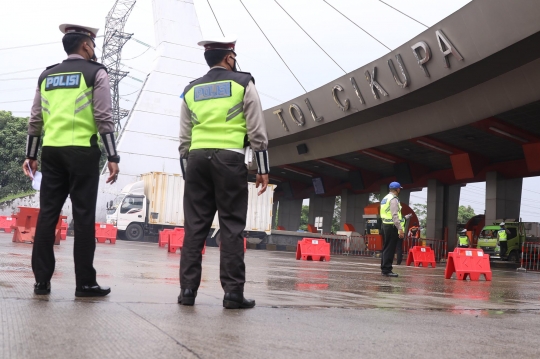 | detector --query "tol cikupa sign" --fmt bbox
[271,29,464,133]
